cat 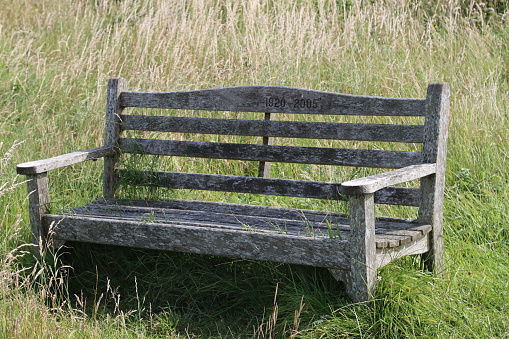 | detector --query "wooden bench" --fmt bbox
[17,78,449,303]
